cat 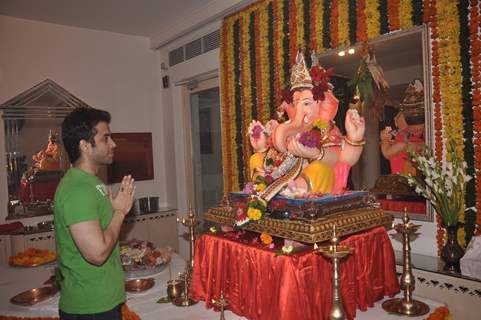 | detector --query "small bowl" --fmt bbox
[167,279,185,300]
[125,278,155,293]
[10,286,59,305]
